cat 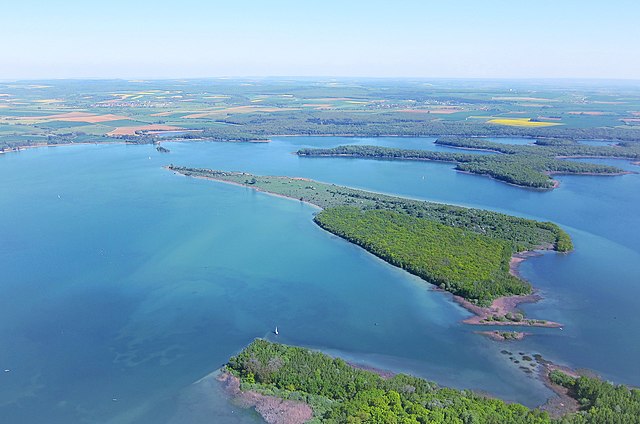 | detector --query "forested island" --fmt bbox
[297,138,640,189]
[168,166,571,323]
[223,340,640,424]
